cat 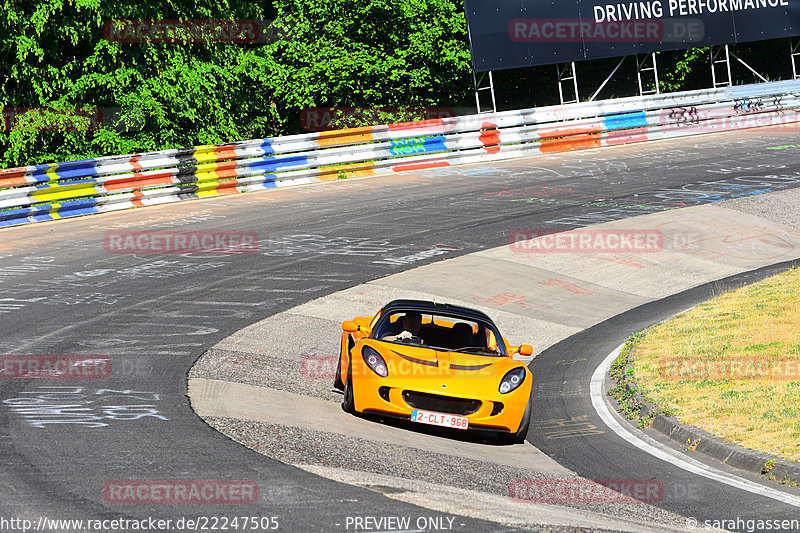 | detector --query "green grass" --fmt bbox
[625,267,800,461]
